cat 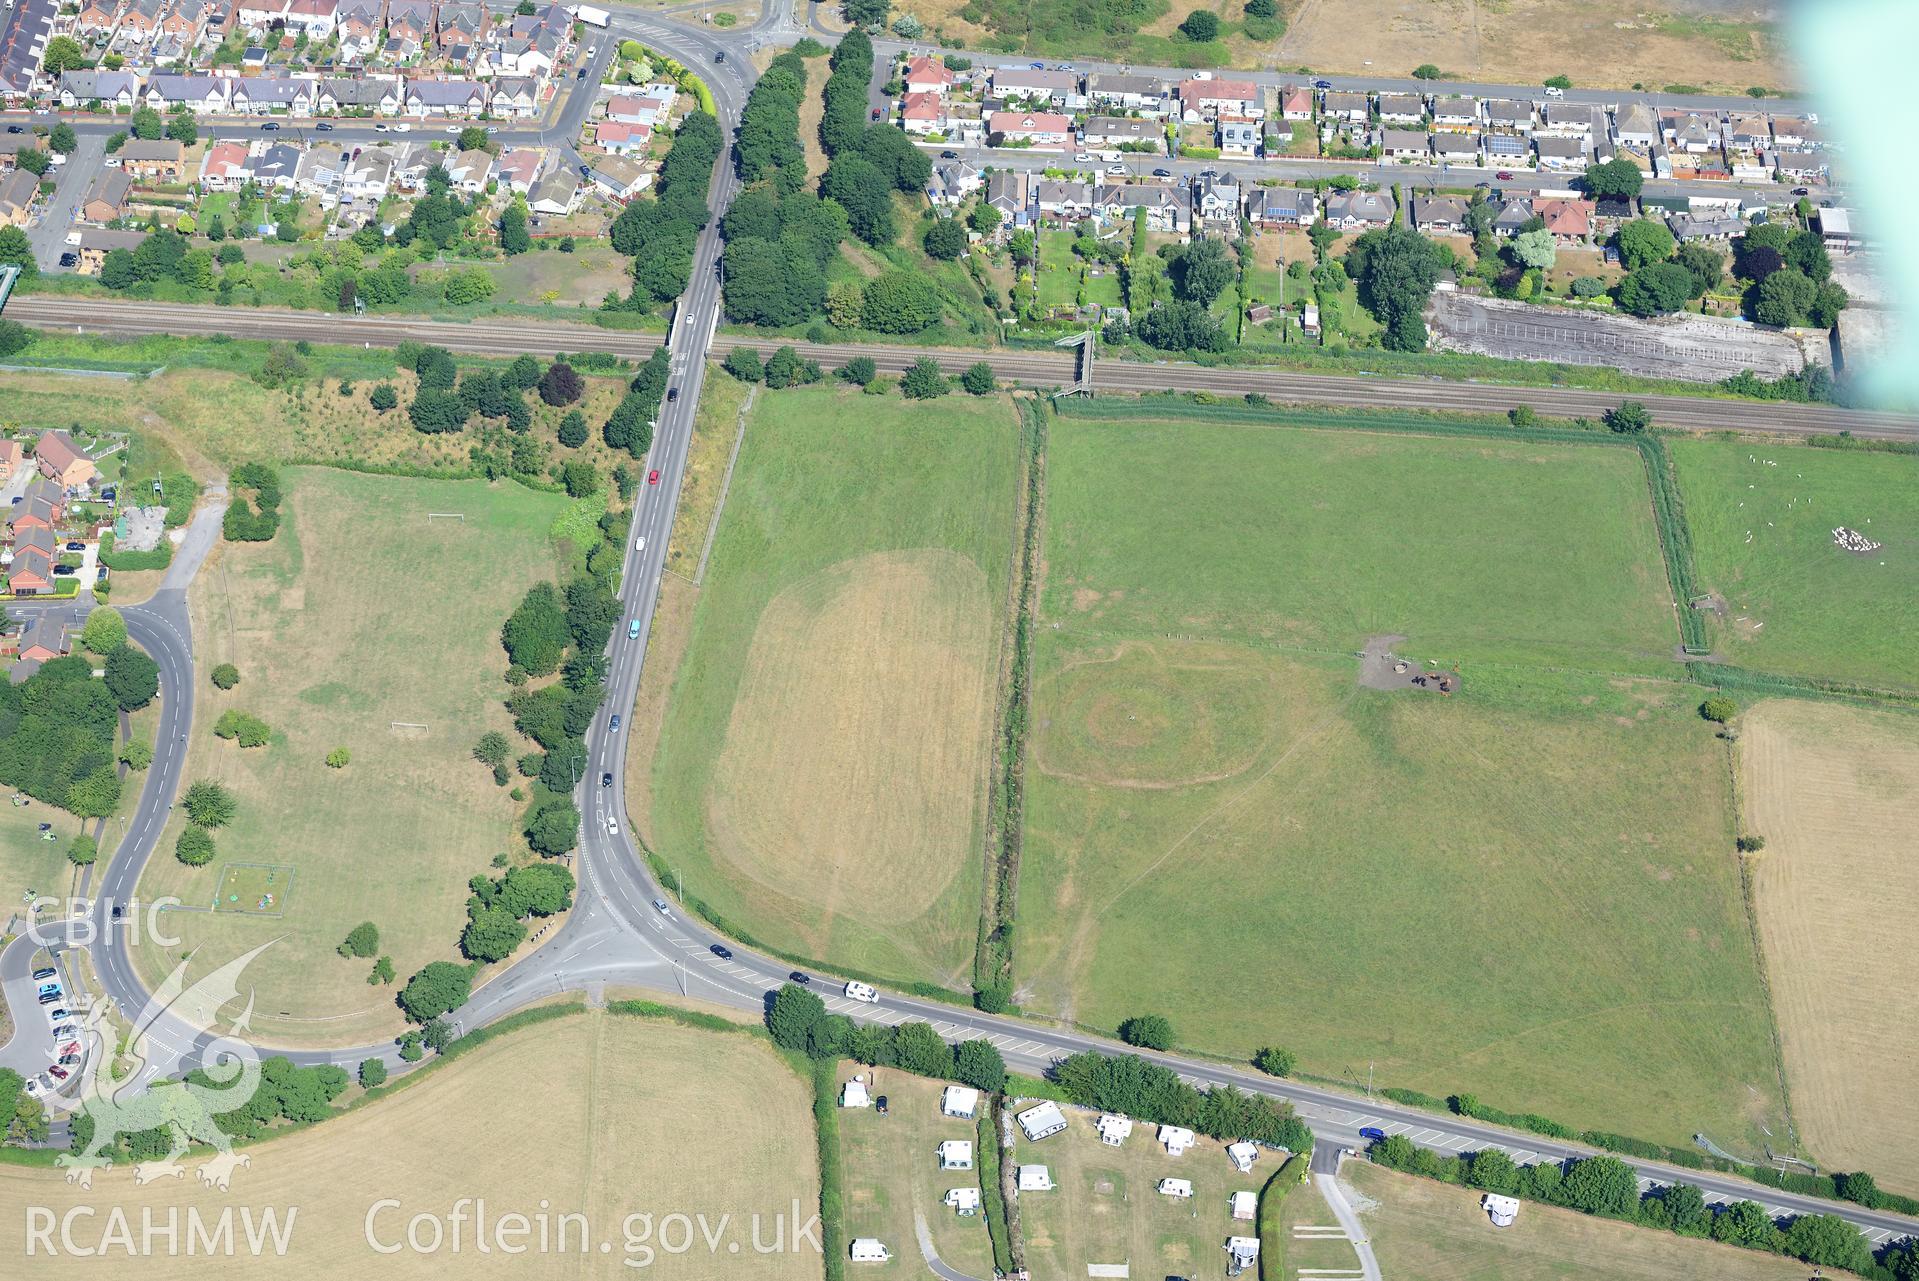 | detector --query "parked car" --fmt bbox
[58,252,77,268]
[52,566,75,577]
[1073,152,1091,163]
[443,124,461,134]
[51,1023,76,1040]
[652,898,671,916]
[32,968,55,982]
[1358,1126,1386,1142]
[4,125,22,134]
[1543,84,1565,98]
[58,1042,80,1058]
[64,541,84,552]
[1028,61,1045,69]
[37,989,62,1005]
[393,123,412,133]
[710,944,733,960]
[647,469,660,485]
[58,1054,80,1068]
[47,1066,69,1082]
[870,108,882,121]
[24,1078,46,1099]
[789,971,811,985]
[45,1008,69,1024]
[38,983,60,999]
